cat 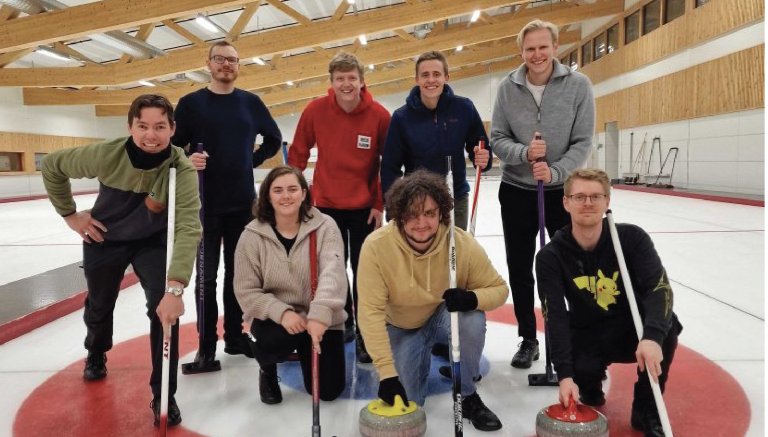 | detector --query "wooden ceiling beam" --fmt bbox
[265,0,311,25]
[50,31,569,108]
[0,0,255,53]
[332,0,351,21]
[1,0,546,86]
[0,5,21,21]
[53,42,103,66]
[228,2,260,41]
[0,48,33,68]
[120,23,156,63]
[162,19,208,47]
